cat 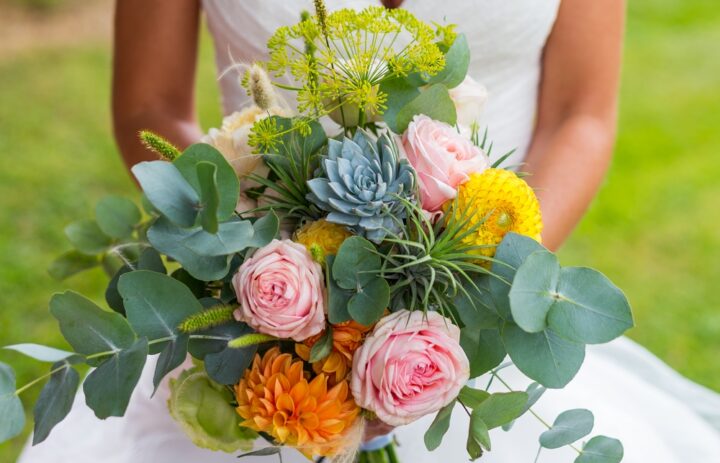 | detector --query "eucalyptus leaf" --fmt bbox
[247,211,280,248]
[50,291,136,359]
[575,436,624,463]
[380,77,421,133]
[395,84,457,132]
[48,250,98,281]
[454,273,502,330]
[424,400,455,451]
[458,386,490,409]
[489,233,546,320]
[502,324,585,389]
[173,143,240,221]
[471,391,528,429]
[106,248,167,315]
[347,278,389,326]
[428,33,470,88]
[153,334,190,395]
[238,447,281,458]
[309,327,333,363]
[32,359,80,444]
[83,337,148,419]
[132,161,200,228]
[502,382,546,431]
[460,328,506,378]
[547,267,634,344]
[333,236,380,289]
[326,255,352,324]
[469,410,492,451]
[0,362,25,443]
[3,343,74,363]
[540,409,594,449]
[196,161,220,233]
[204,324,257,385]
[509,250,561,333]
[95,196,141,239]
[183,220,260,256]
[65,219,112,255]
[119,270,202,354]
